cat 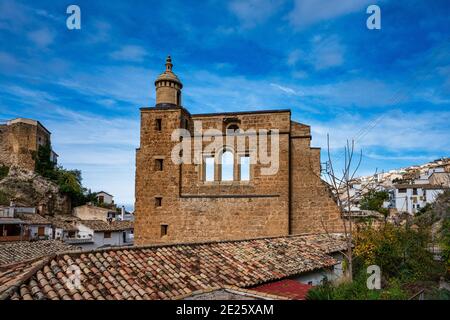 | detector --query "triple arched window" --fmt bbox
[203,149,250,182]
